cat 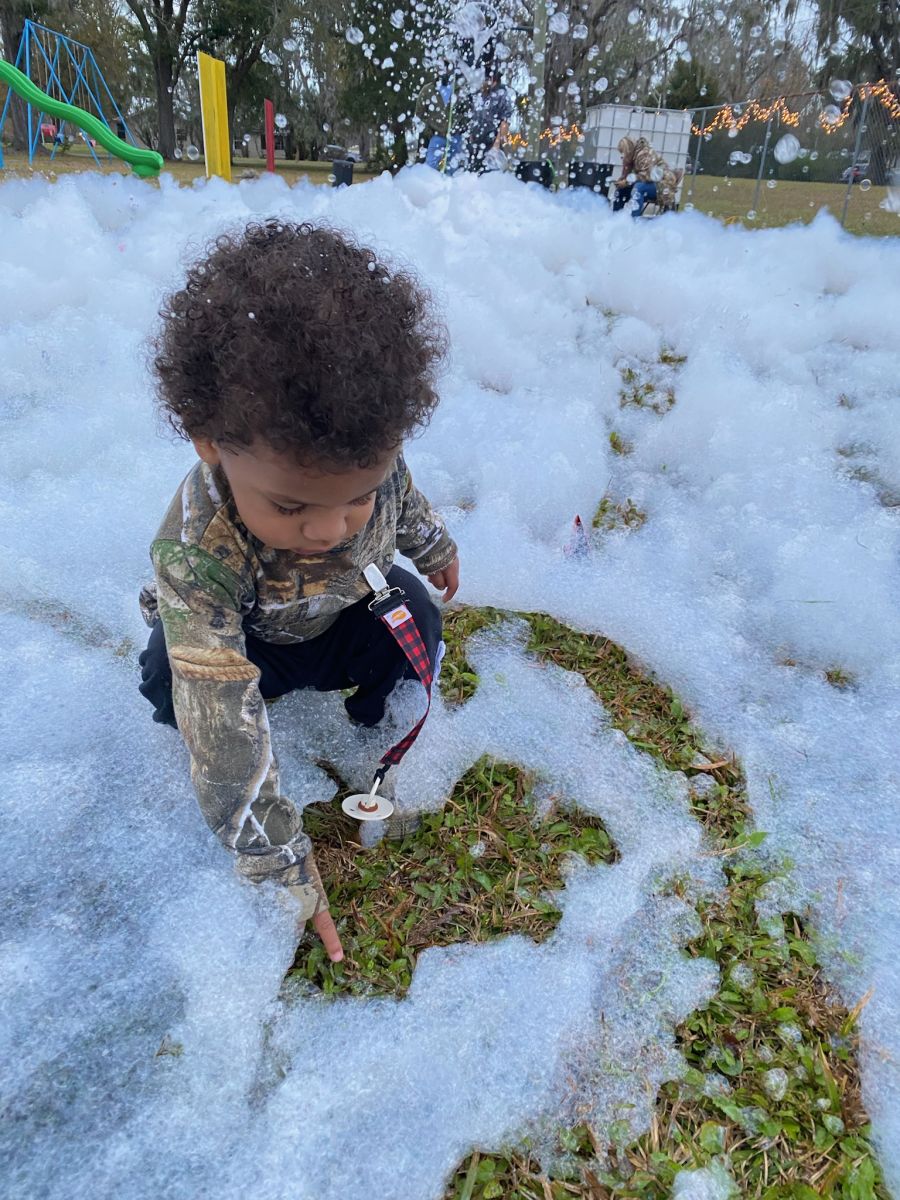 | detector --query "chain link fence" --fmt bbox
[683,84,900,235]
